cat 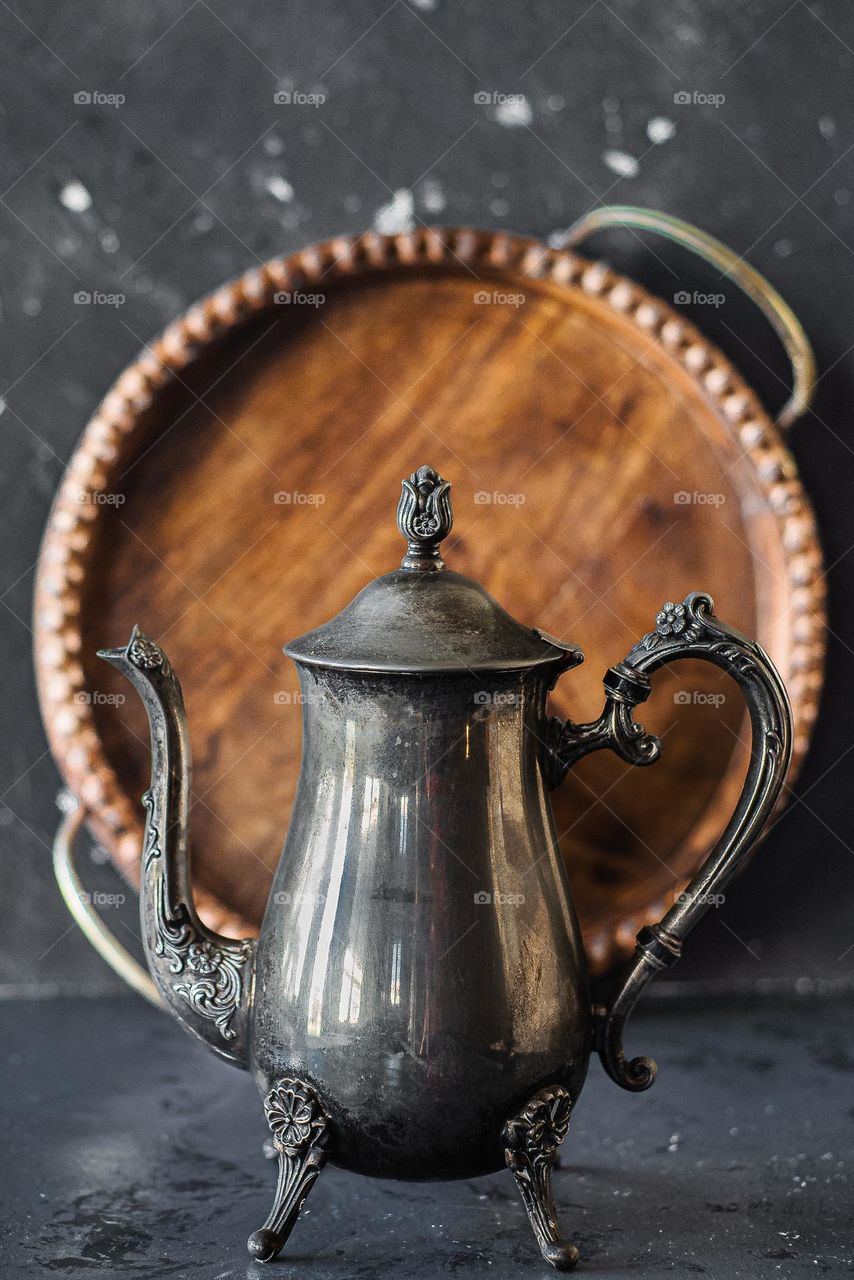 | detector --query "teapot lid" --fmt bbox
[285,465,581,675]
